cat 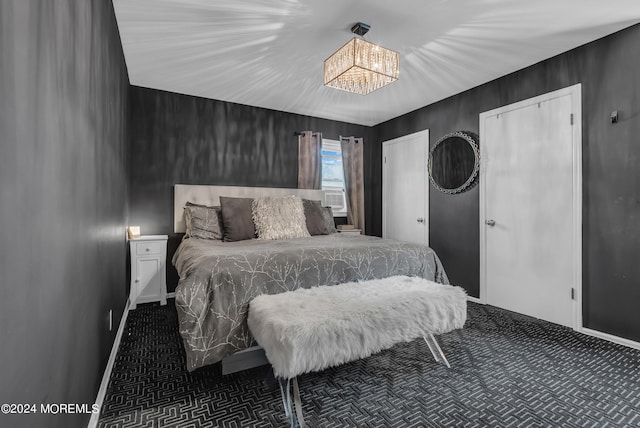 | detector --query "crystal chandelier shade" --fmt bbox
[324,38,399,95]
